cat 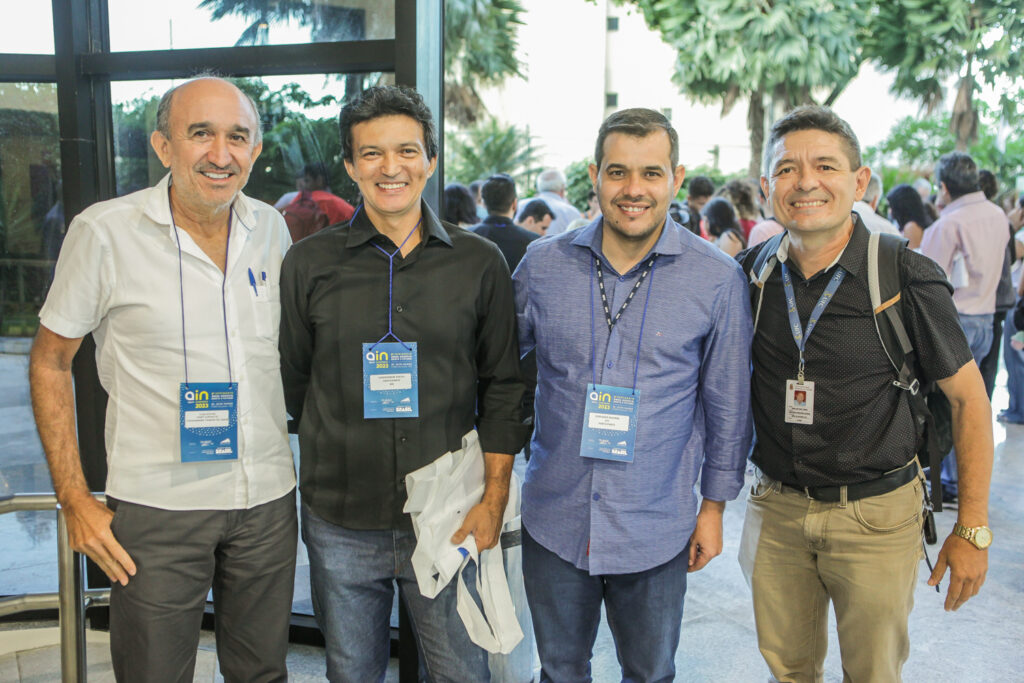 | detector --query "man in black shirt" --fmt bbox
[471,173,541,272]
[279,85,527,682]
[737,106,992,682]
